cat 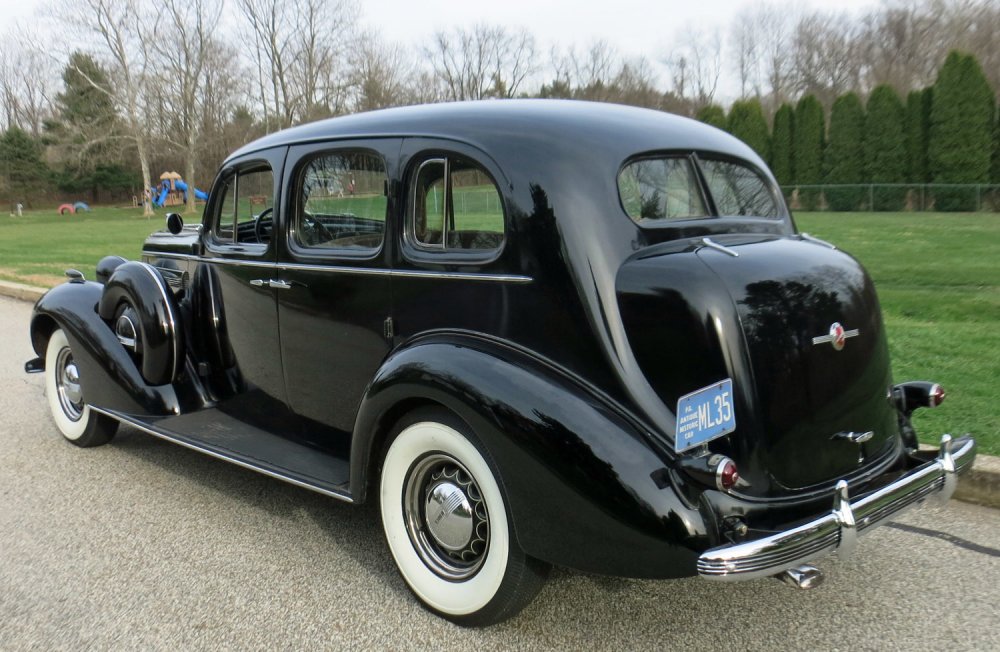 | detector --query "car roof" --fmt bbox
[225,99,765,172]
